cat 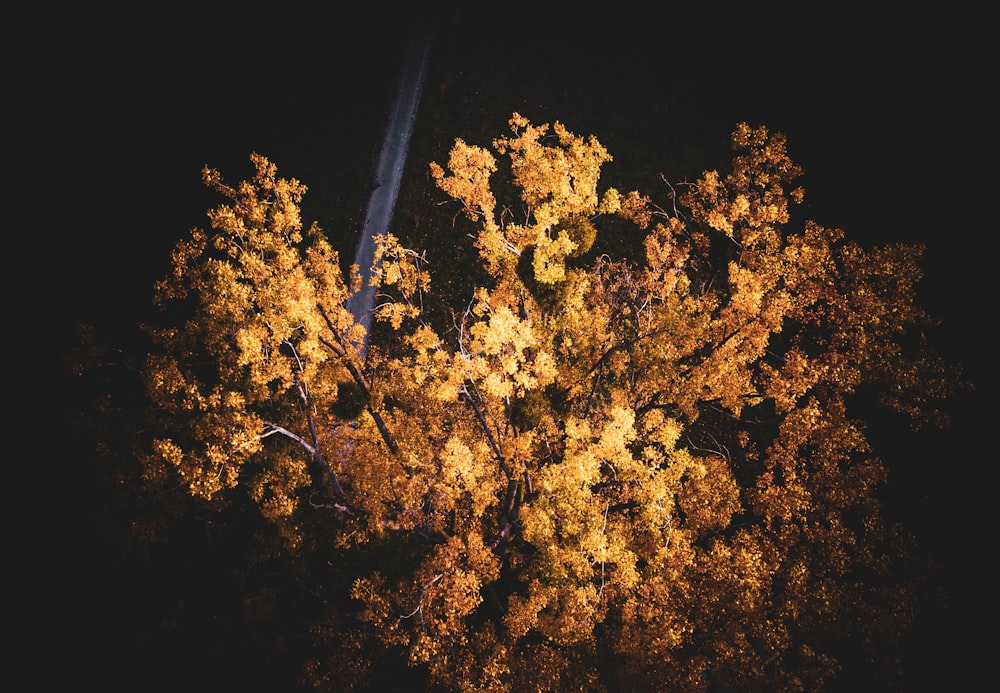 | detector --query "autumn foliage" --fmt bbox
[131,116,960,690]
